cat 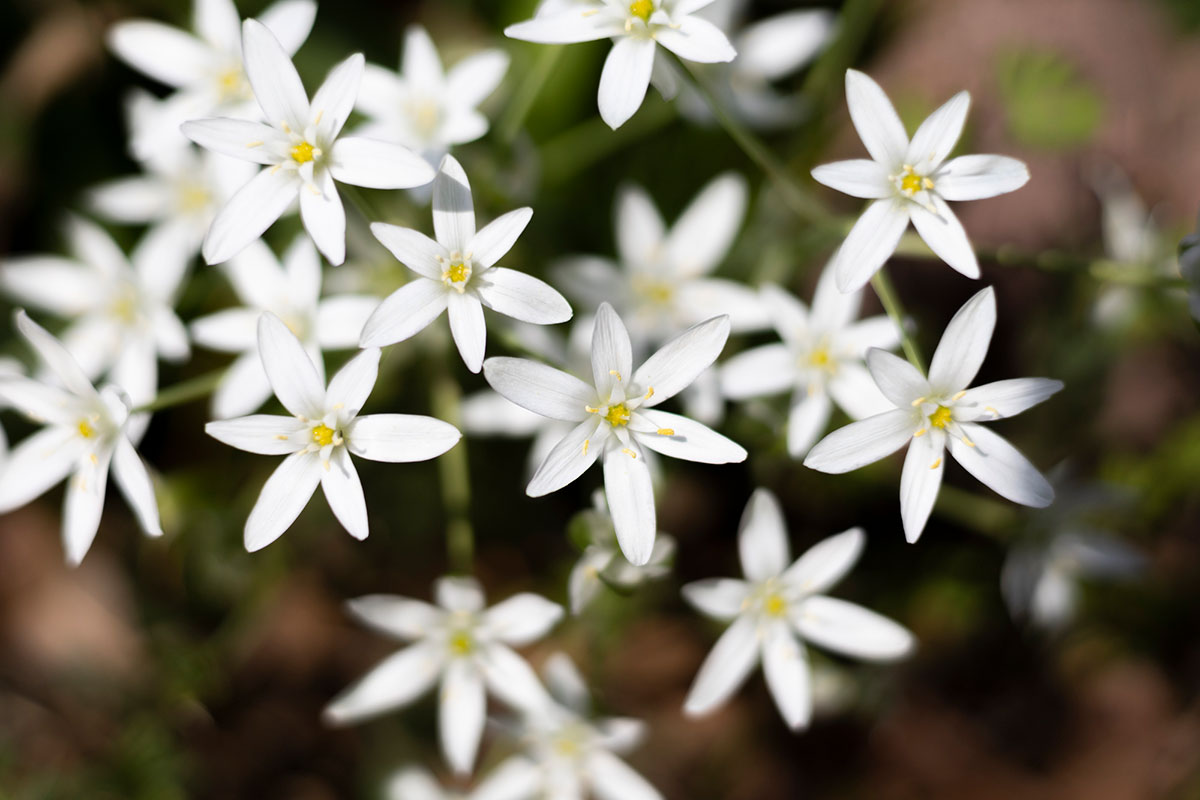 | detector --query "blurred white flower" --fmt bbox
[568,490,675,615]
[183,20,436,265]
[805,287,1062,543]
[0,358,23,467]
[324,576,562,775]
[505,0,736,129]
[720,263,899,457]
[0,216,191,414]
[360,155,572,373]
[483,303,746,565]
[1181,214,1200,323]
[0,311,162,566]
[205,313,460,551]
[812,70,1030,292]
[356,25,509,165]
[384,762,542,800]
[683,489,913,729]
[108,0,317,158]
[190,234,379,418]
